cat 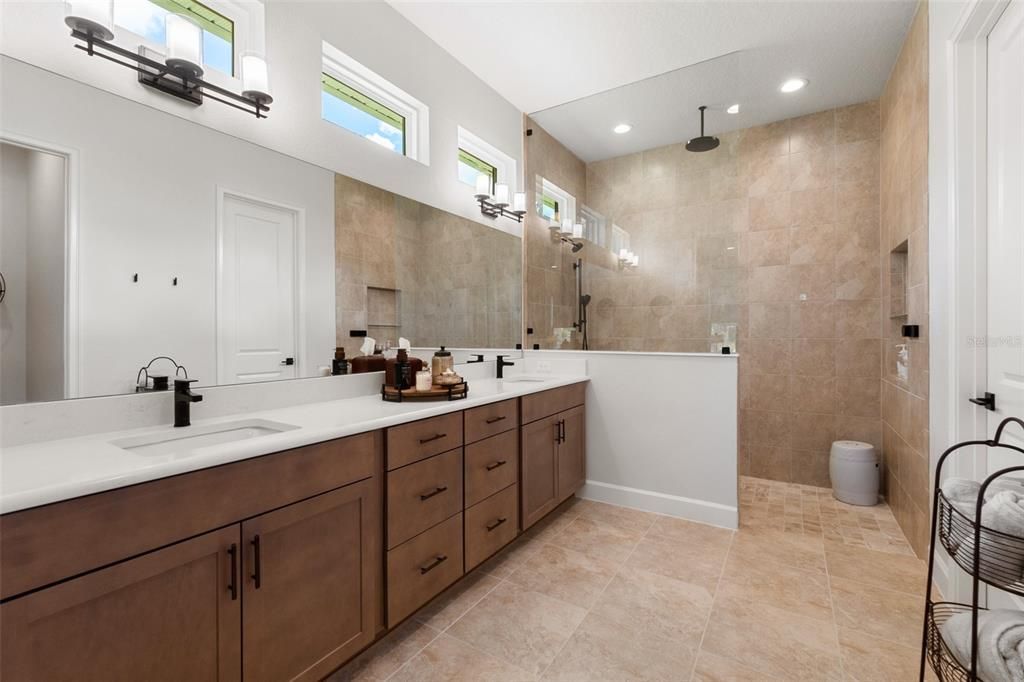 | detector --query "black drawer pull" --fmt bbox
[419,554,448,574]
[486,517,508,532]
[419,432,447,444]
[420,485,448,501]
[485,459,508,471]
[485,415,507,424]
[250,534,262,590]
[227,543,238,601]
